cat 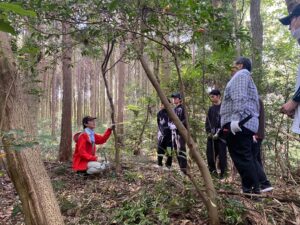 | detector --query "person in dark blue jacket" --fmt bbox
[156,101,173,169]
